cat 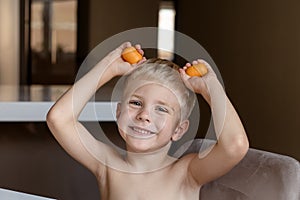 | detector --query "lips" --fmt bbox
[128,126,157,139]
